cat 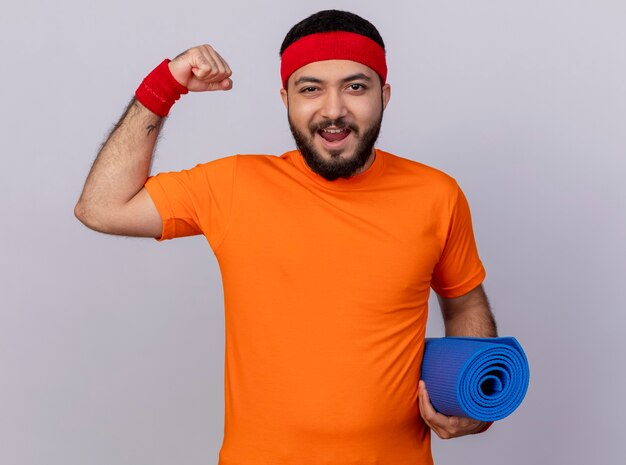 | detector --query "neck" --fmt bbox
[354,149,376,175]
